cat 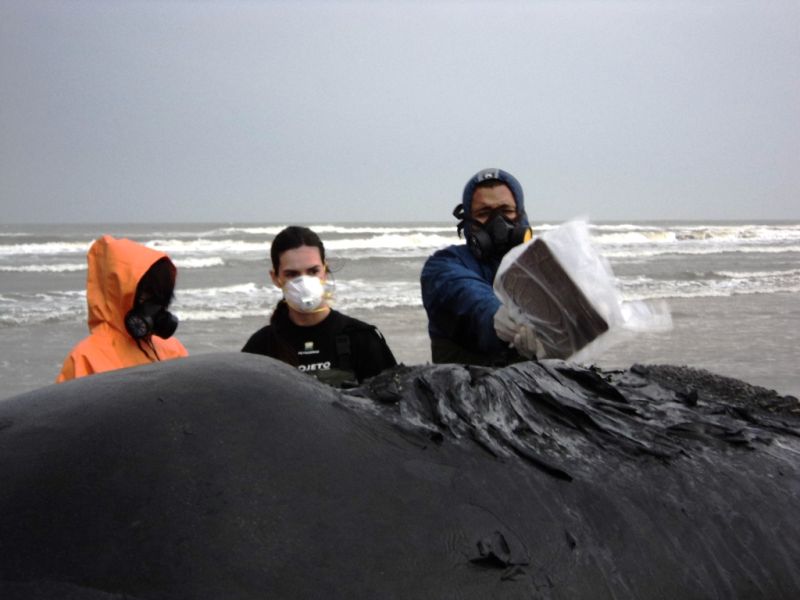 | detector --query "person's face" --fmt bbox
[470,184,517,225]
[270,245,325,287]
